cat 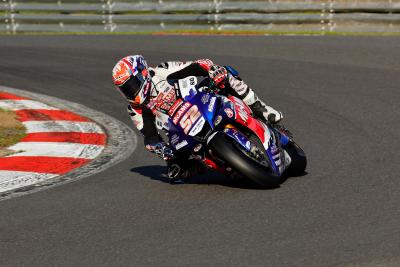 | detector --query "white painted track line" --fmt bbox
[8,142,104,159]
[0,171,58,192]
[23,121,104,134]
[0,99,58,110]
[0,171,57,182]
